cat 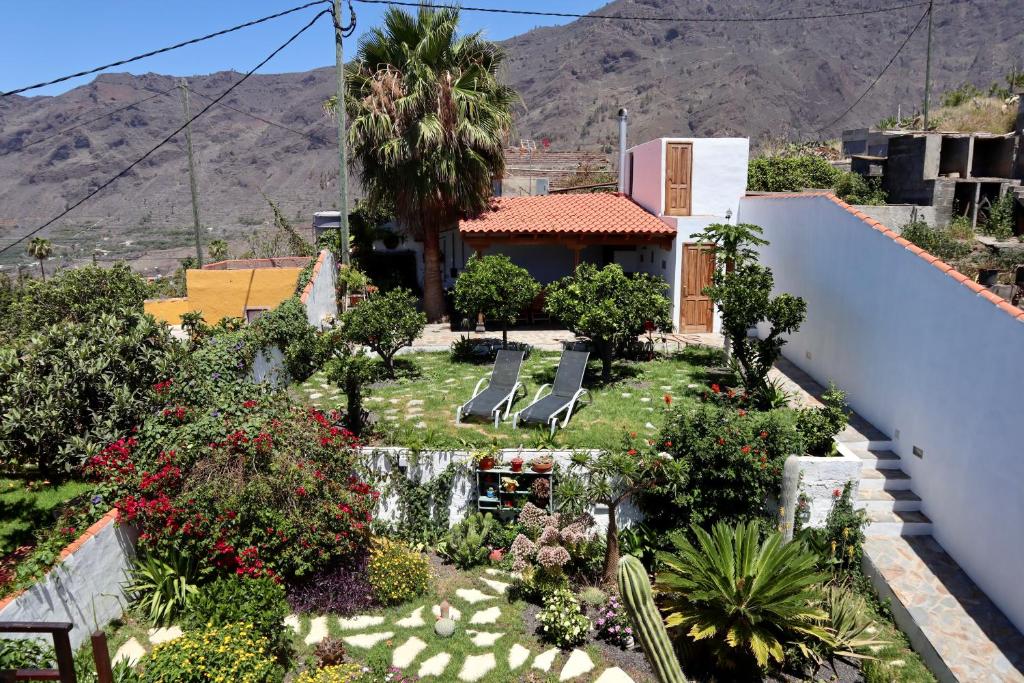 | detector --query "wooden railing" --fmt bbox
[0,623,115,683]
